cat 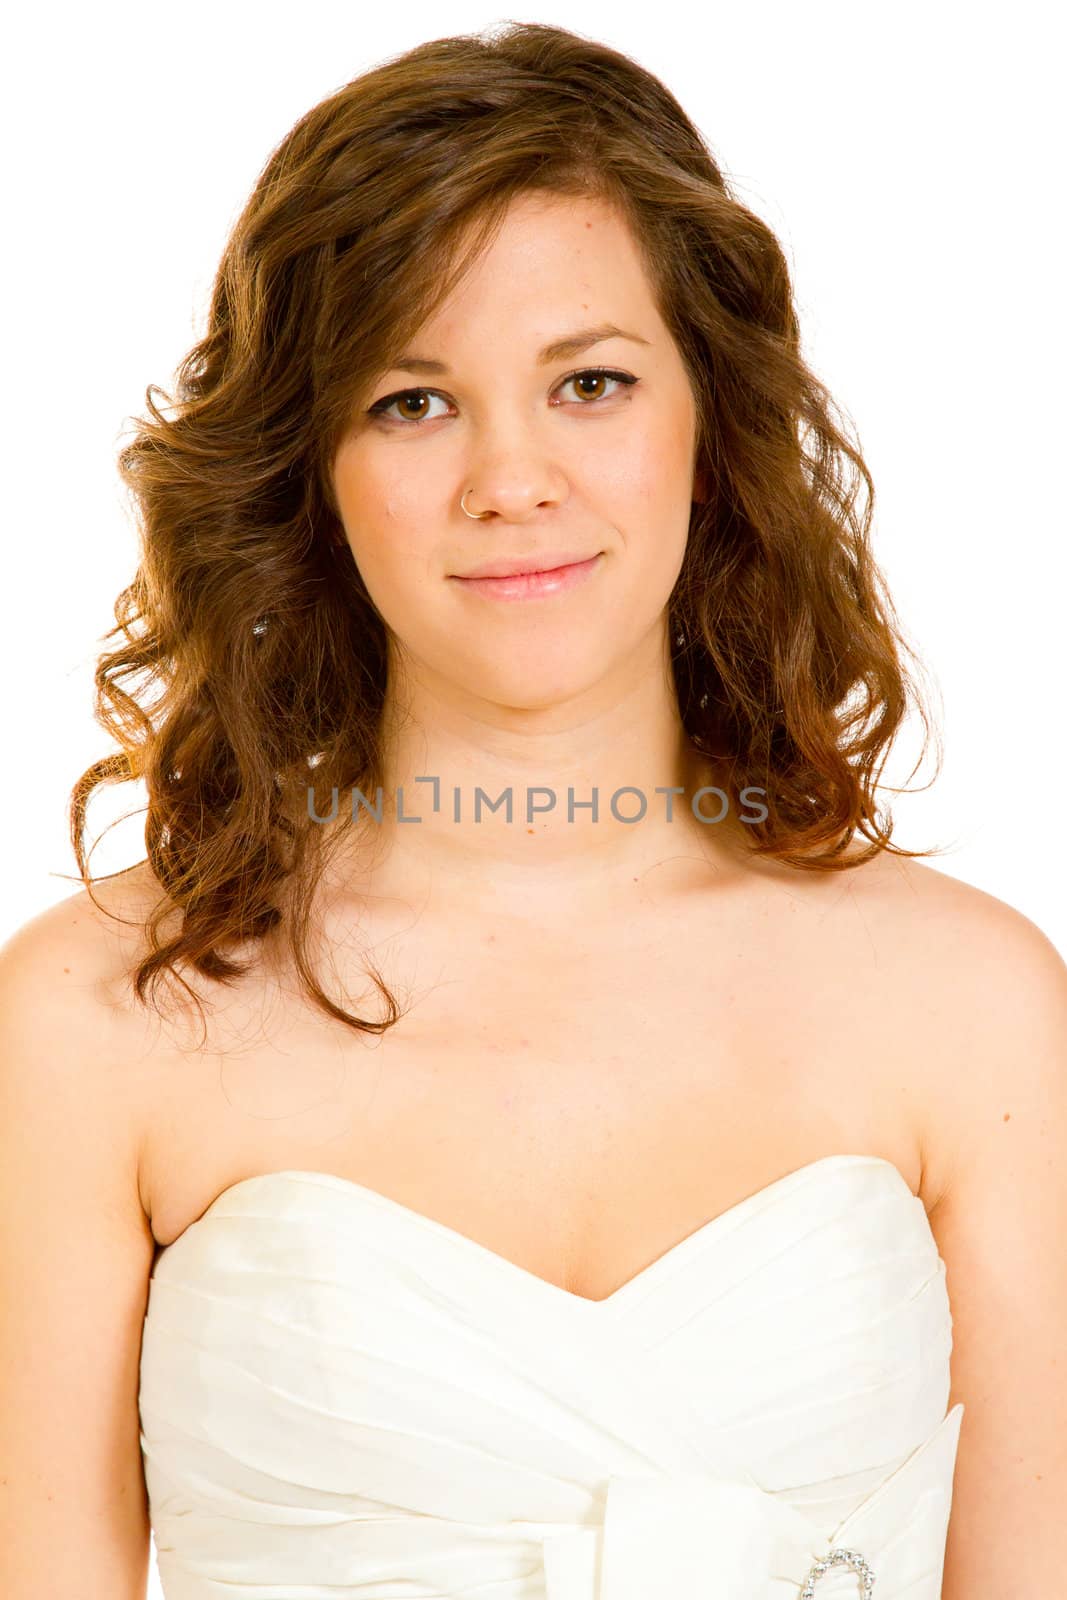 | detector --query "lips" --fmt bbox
[453,553,595,580]
[449,552,603,601]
